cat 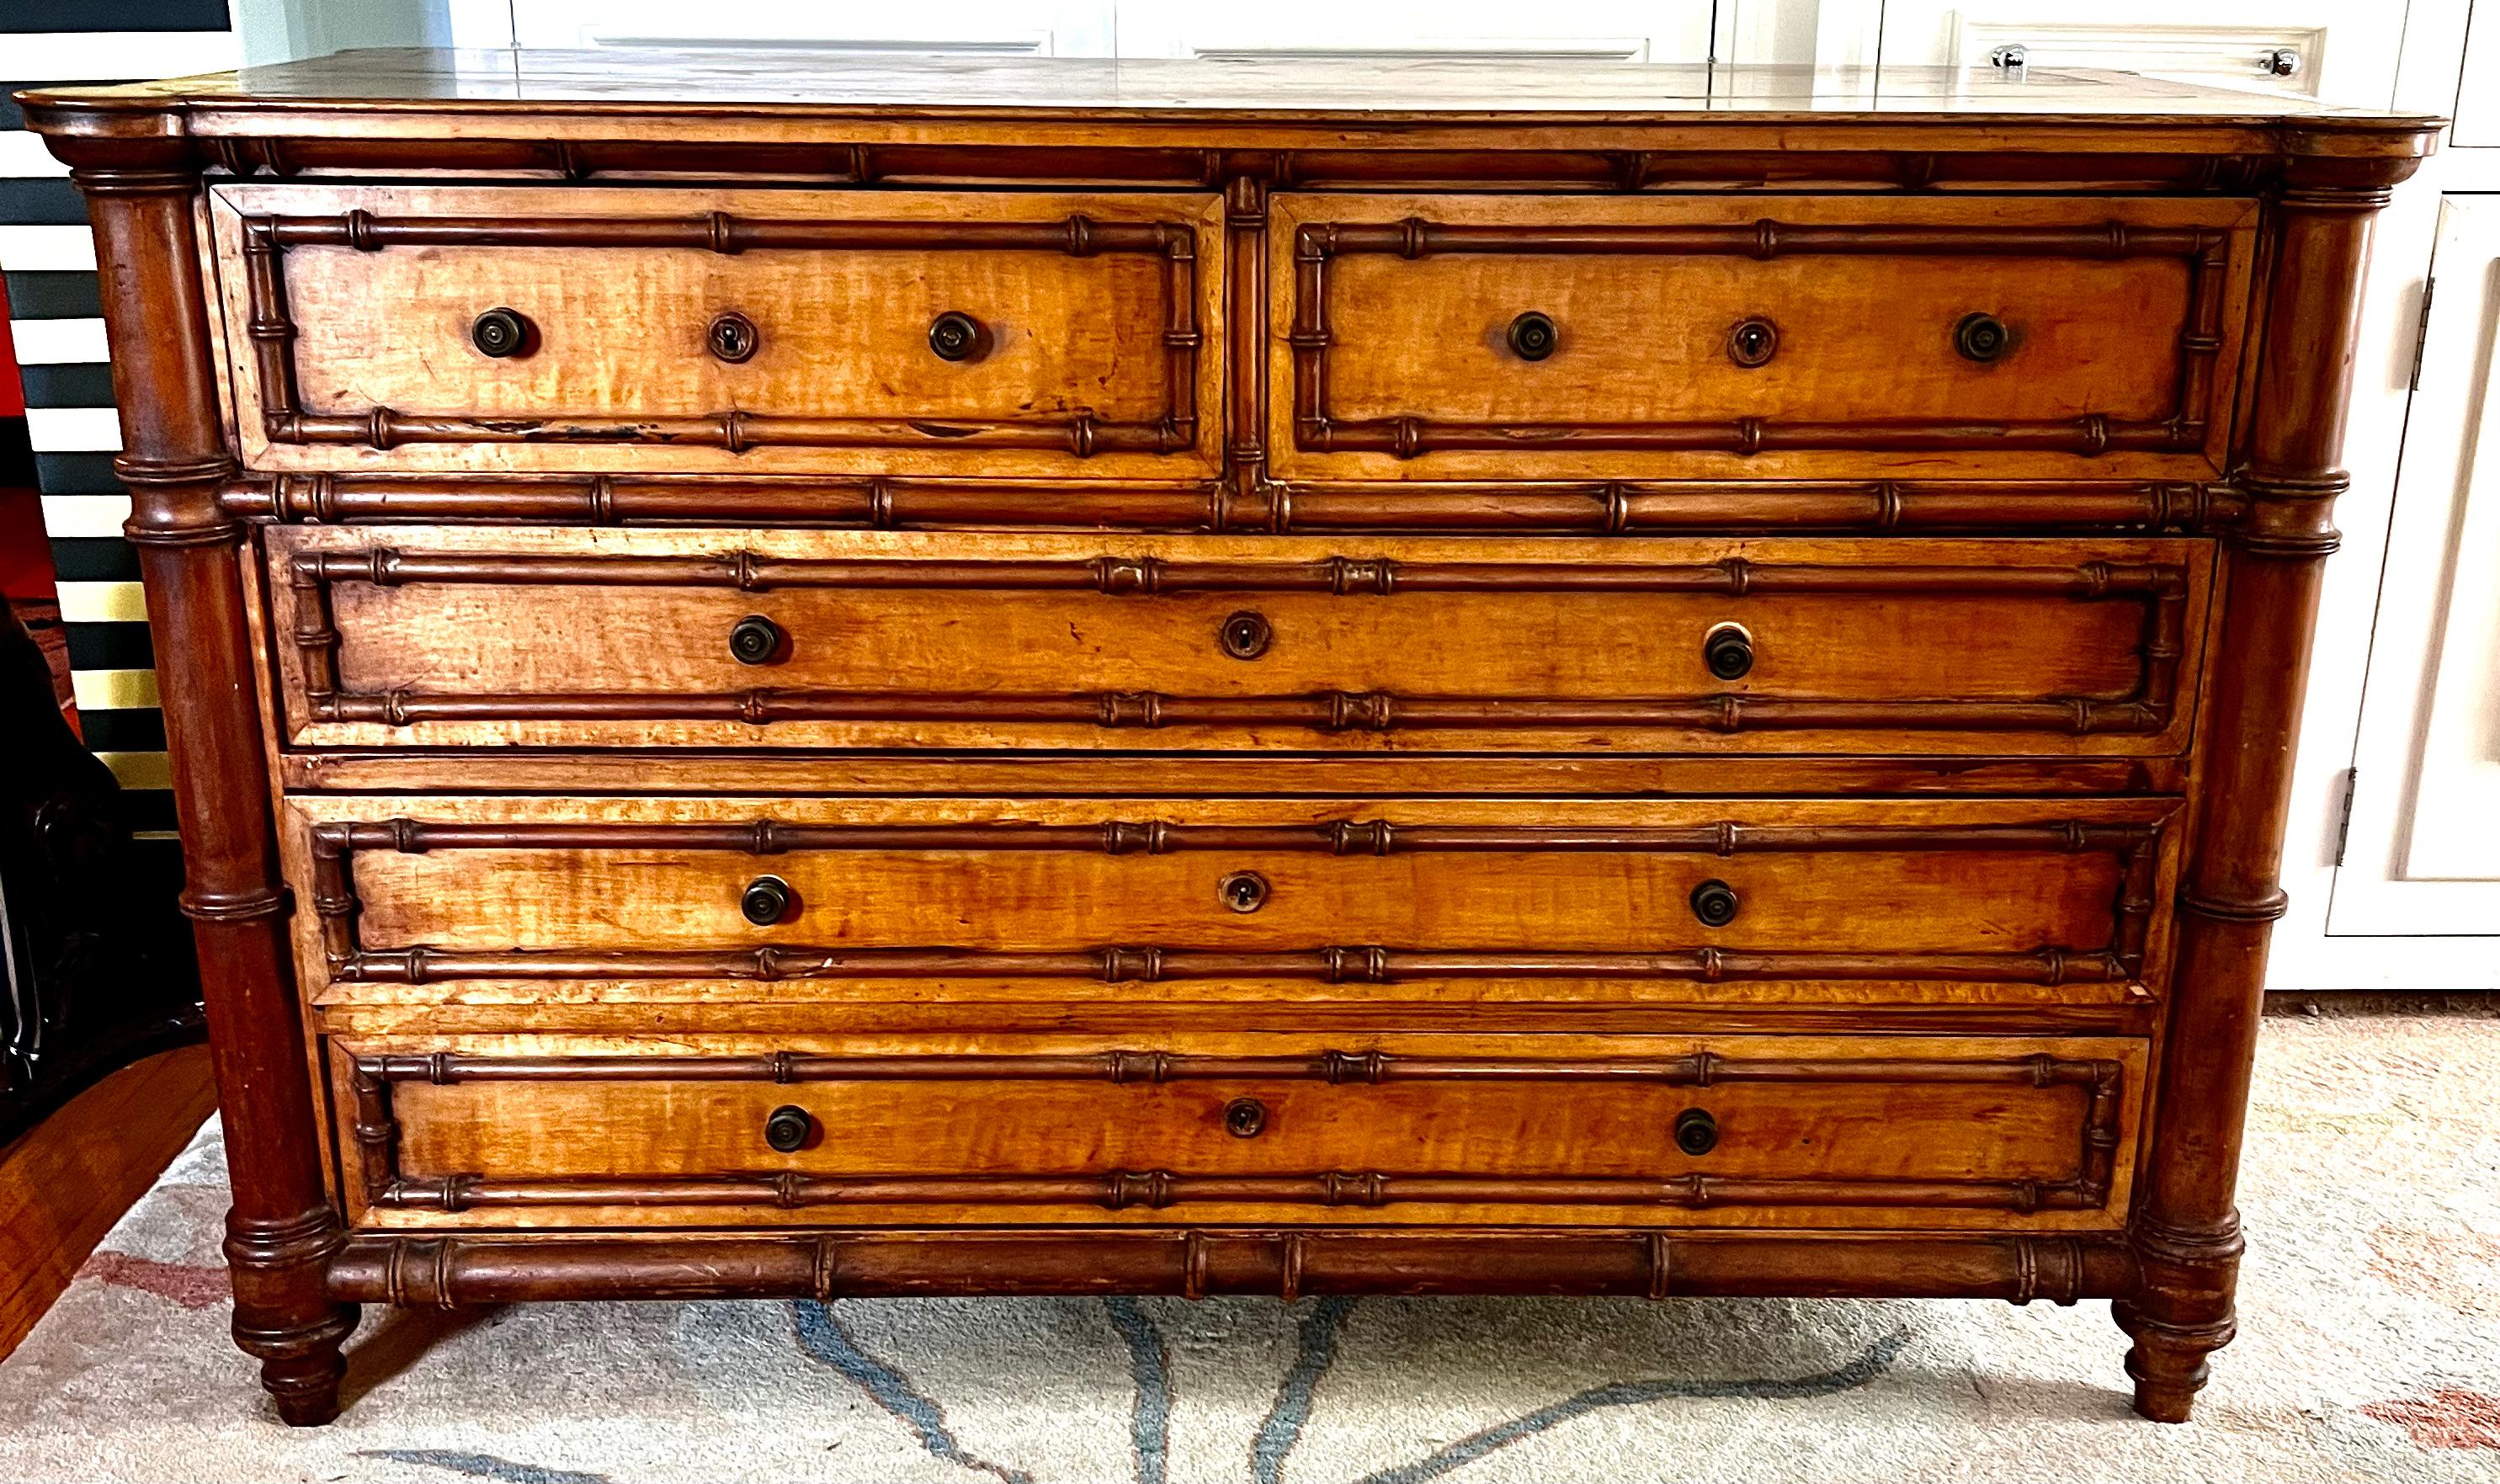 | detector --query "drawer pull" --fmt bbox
[1218,870,1270,914]
[1218,610,1273,660]
[1955,311,2011,364]
[727,614,785,666]
[1506,311,1557,362]
[1224,1098,1268,1139]
[928,311,987,363]
[763,1104,814,1153]
[706,311,759,364]
[740,874,793,926]
[469,306,533,359]
[1701,621,1753,681]
[1673,1107,1719,1157]
[1726,317,1779,368]
[1689,879,1740,928]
